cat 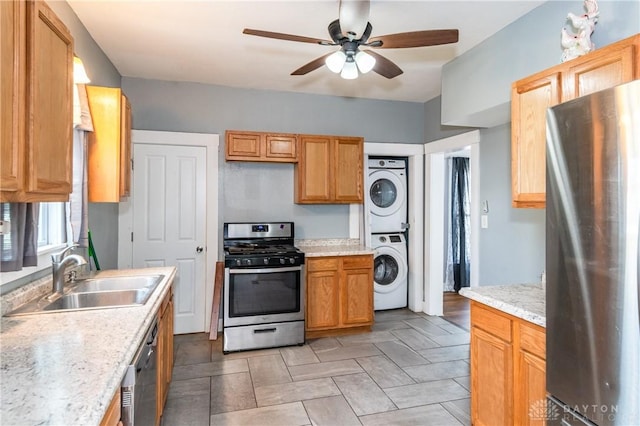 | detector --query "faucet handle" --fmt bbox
[51,244,79,262]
